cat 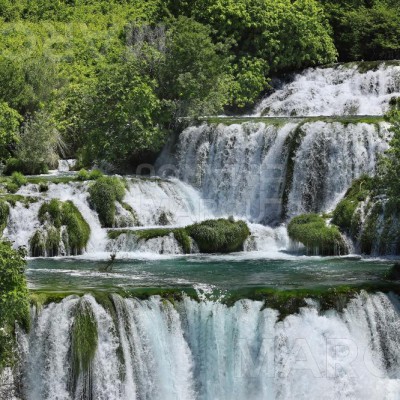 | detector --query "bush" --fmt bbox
[88,177,125,227]
[186,218,250,253]
[0,241,29,370]
[4,157,48,175]
[11,171,27,187]
[77,168,90,181]
[88,169,103,180]
[288,214,348,256]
